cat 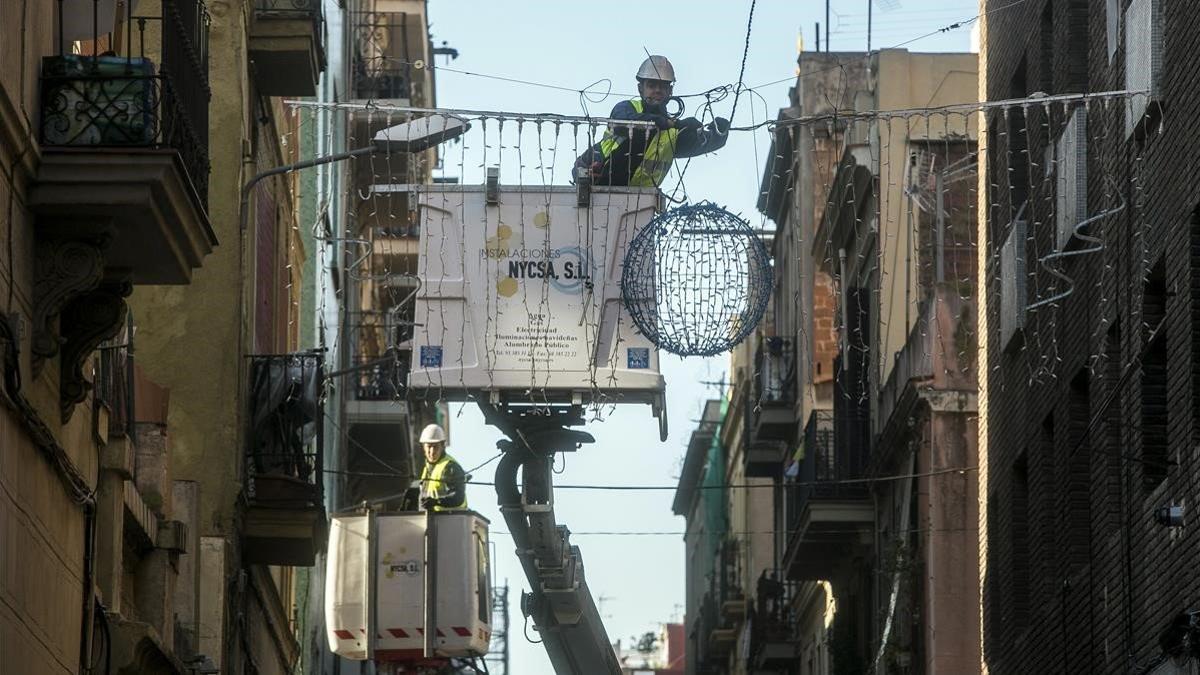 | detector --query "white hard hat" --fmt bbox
[636,55,676,83]
[419,423,447,444]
